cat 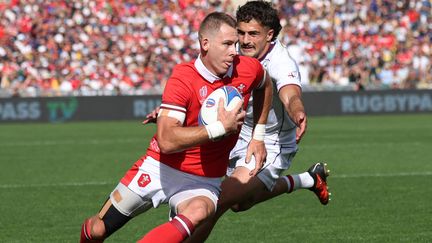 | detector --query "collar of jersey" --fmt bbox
[258,41,276,63]
[194,55,234,83]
